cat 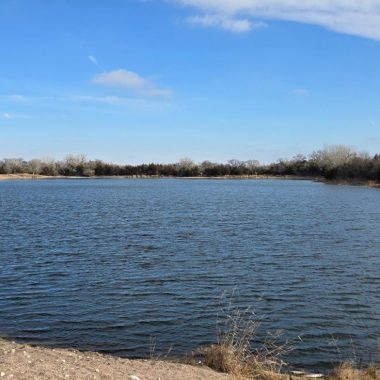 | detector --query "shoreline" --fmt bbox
[0,173,379,188]
[0,338,234,380]
[0,173,316,180]
[1,338,377,380]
